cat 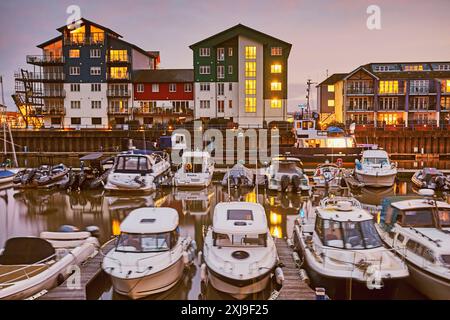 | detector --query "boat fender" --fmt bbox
[275,267,284,286]
[86,226,100,238]
[189,239,197,251]
[298,269,310,285]
[286,238,294,248]
[200,263,208,283]
[292,252,301,267]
